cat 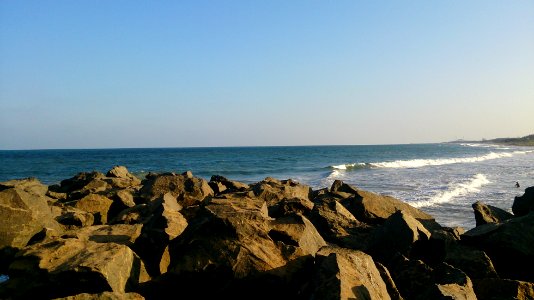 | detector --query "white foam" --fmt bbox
[369,150,532,169]
[410,174,490,208]
[331,163,366,170]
